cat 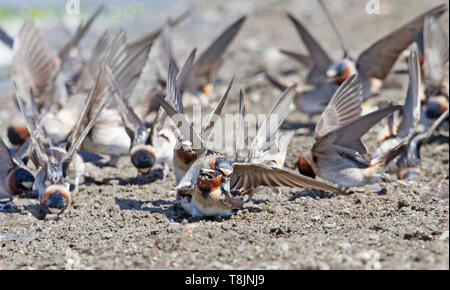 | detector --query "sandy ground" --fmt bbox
[0,0,449,269]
